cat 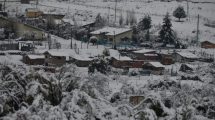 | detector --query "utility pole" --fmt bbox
[3,0,6,12]
[113,31,116,50]
[70,27,73,49]
[196,14,200,44]
[114,0,117,24]
[36,0,39,9]
[108,6,110,25]
[187,0,189,21]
